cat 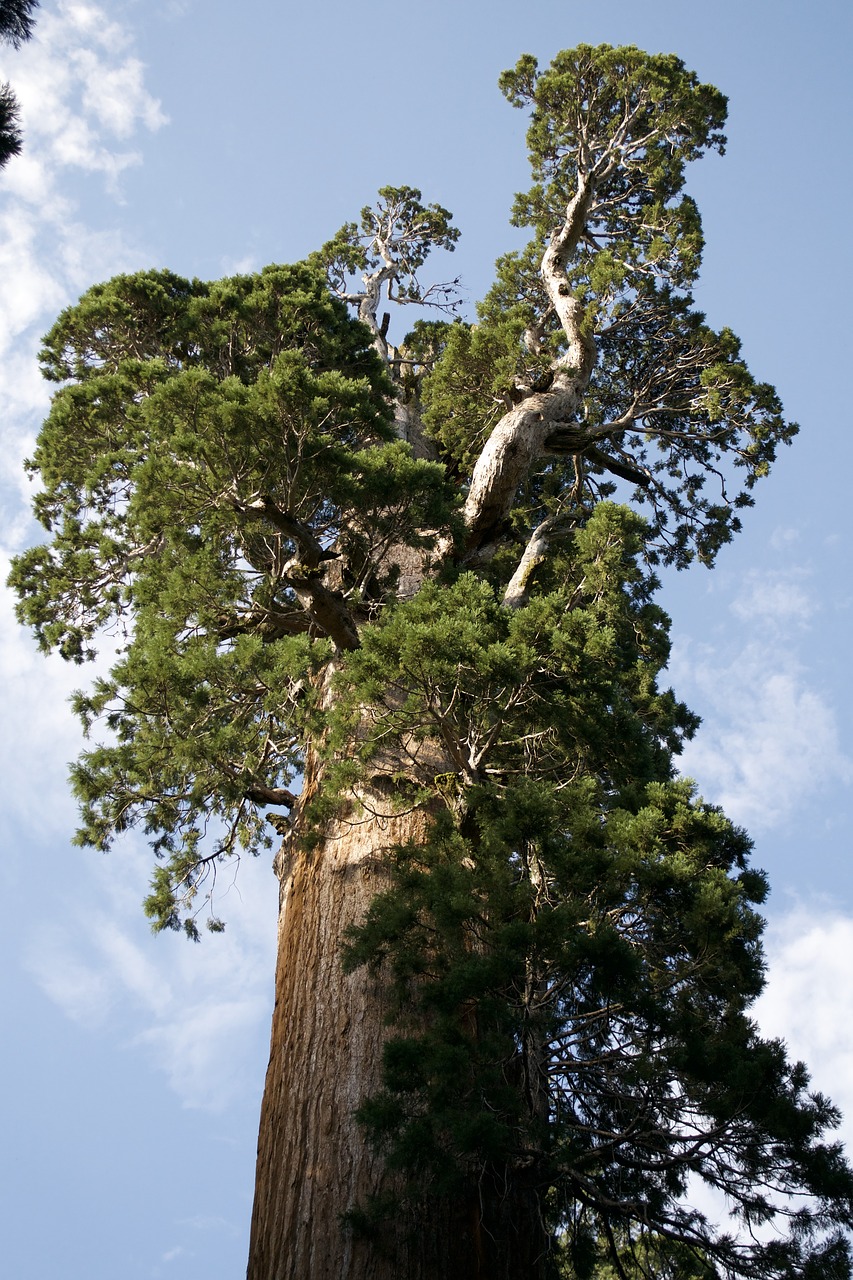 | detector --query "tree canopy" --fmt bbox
[12,261,455,929]
[11,41,851,1280]
[425,46,793,567]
